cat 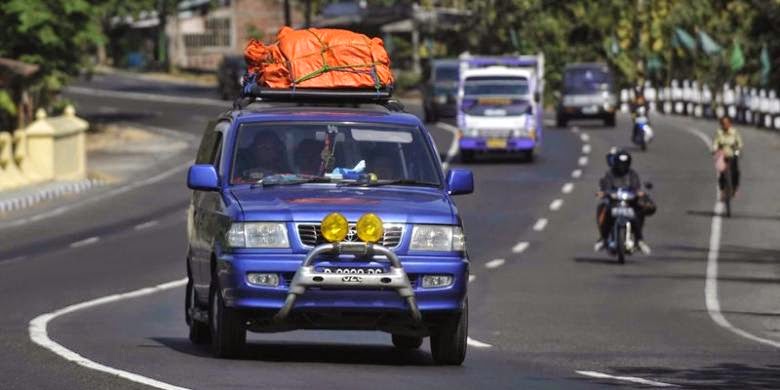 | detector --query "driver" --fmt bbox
[235,131,290,181]
[594,148,651,254]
